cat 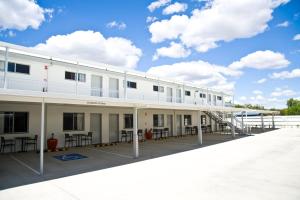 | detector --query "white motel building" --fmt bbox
[0,41,274,174]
